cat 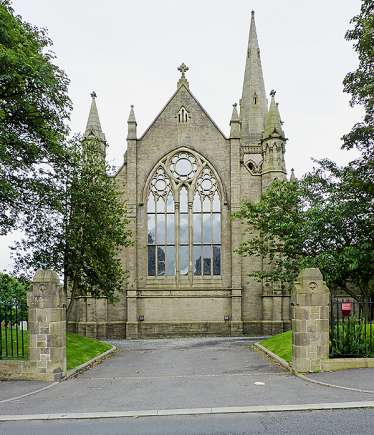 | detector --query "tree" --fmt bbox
[235,170,373,300]
[0,272,28,305]
[0,1,71,235]
[12,138,132,317]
